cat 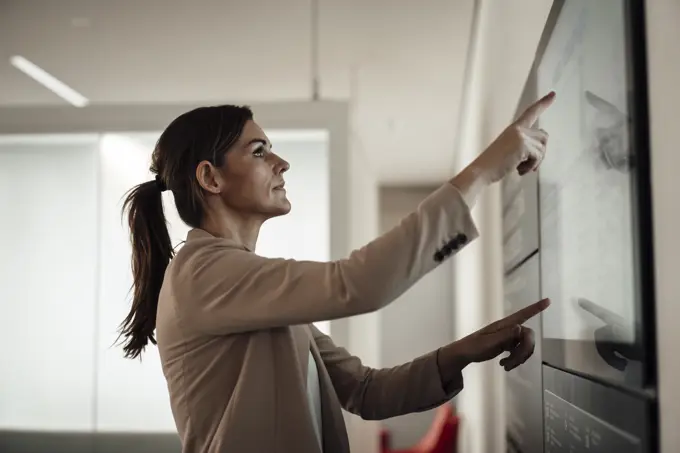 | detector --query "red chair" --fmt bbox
[379,404,460,453]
